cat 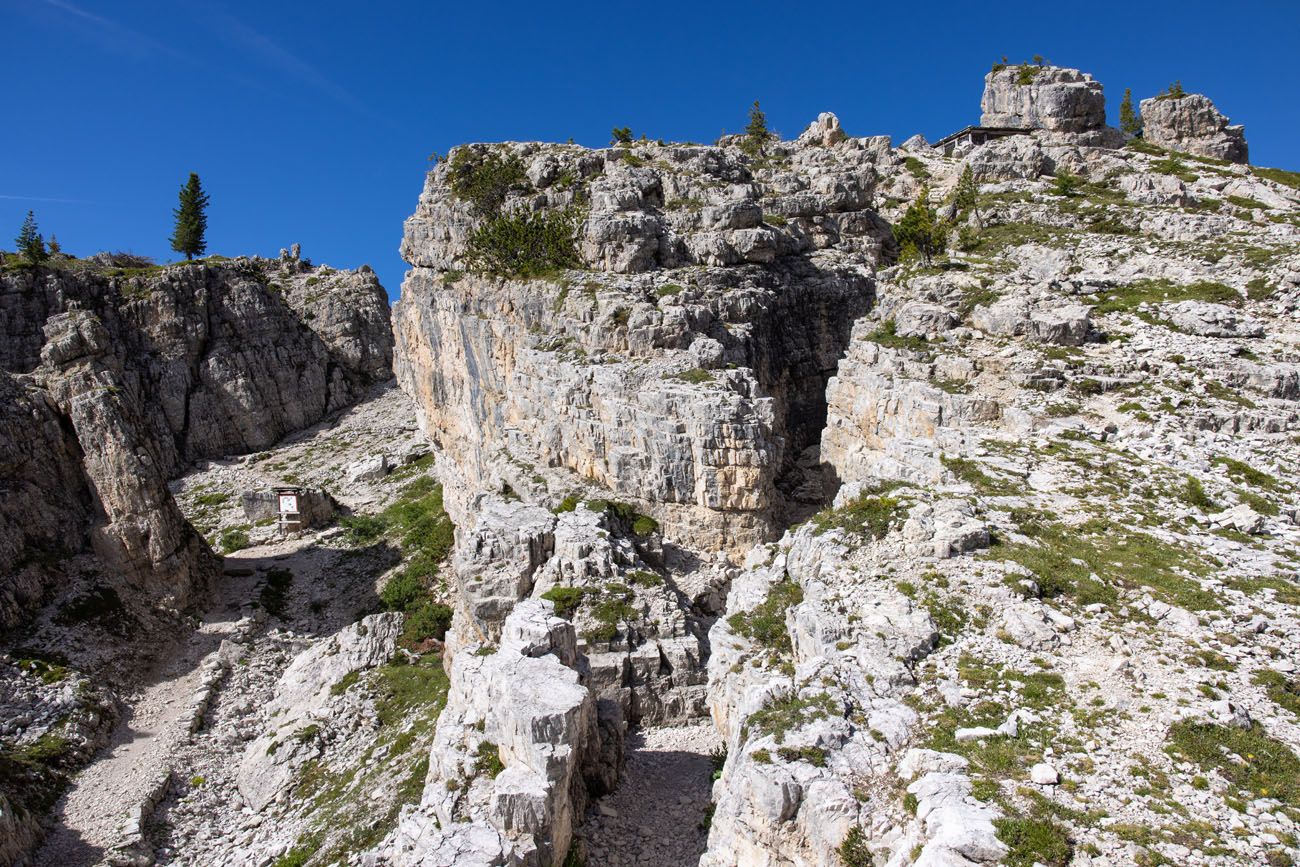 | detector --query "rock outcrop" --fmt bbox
[237,613,403,811]
[376,601,617,866]
[980,65,1107,134]
[0,256,393,473]
[0,256,392,638]
[395,137,898,557]
[1140,92,1248,163]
